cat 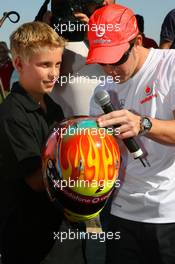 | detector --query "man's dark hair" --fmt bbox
[135,14,144,34]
